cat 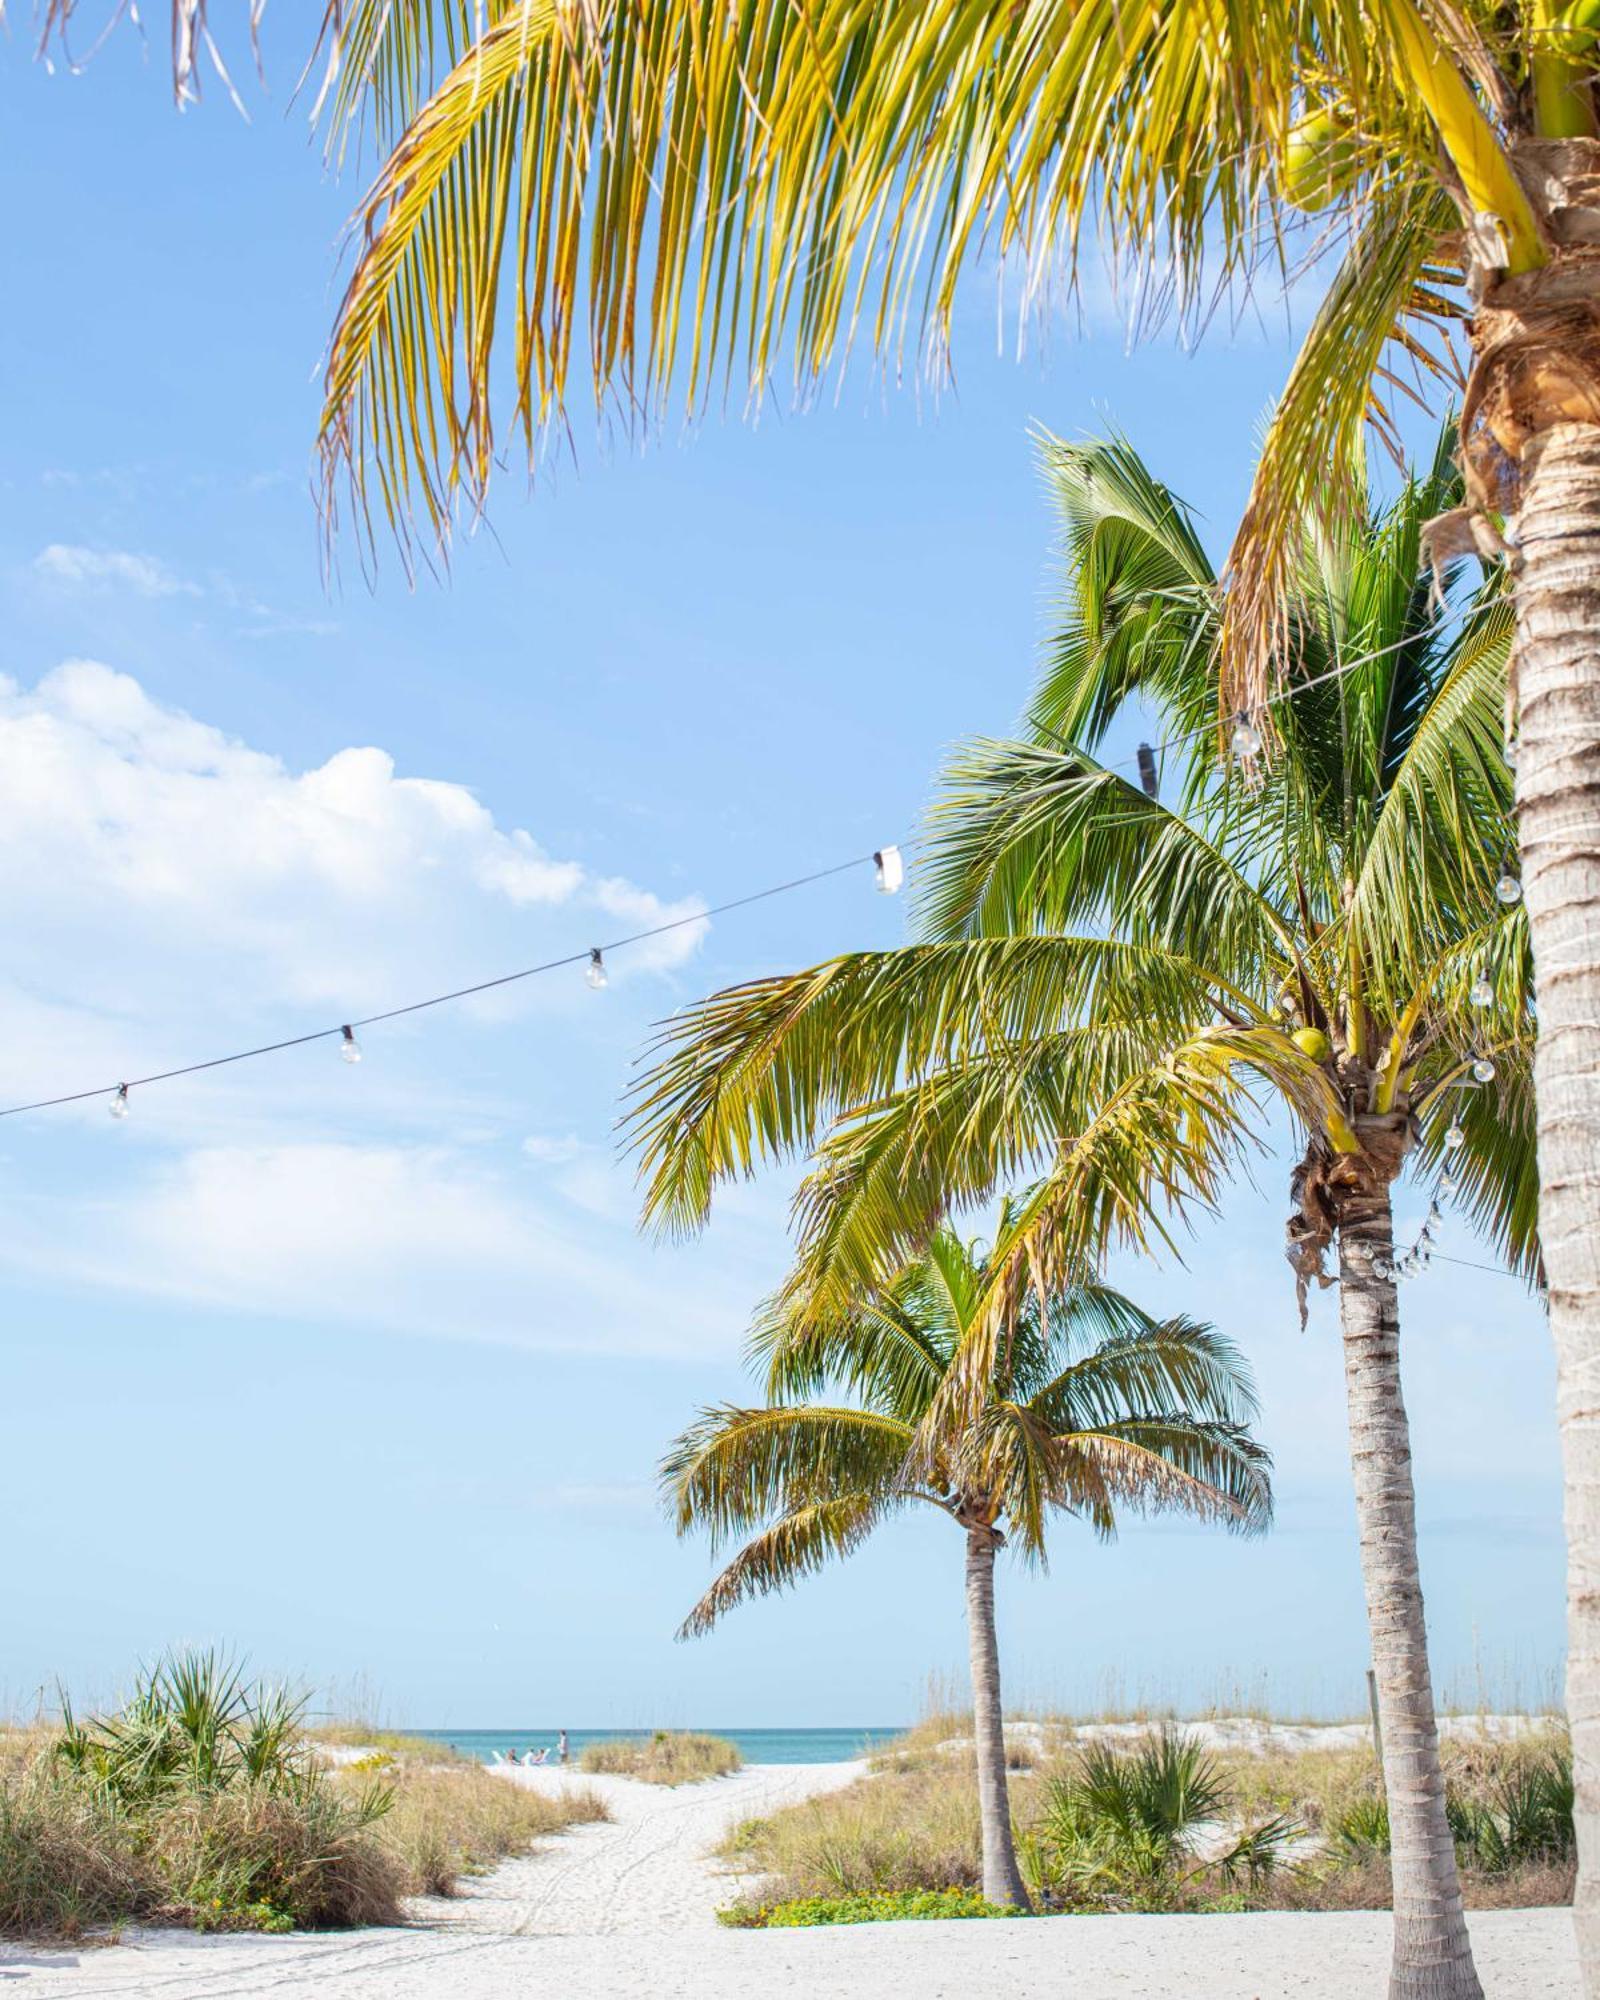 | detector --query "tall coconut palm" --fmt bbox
[663,1219,1271,1909]
[629,437,1536,1998]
